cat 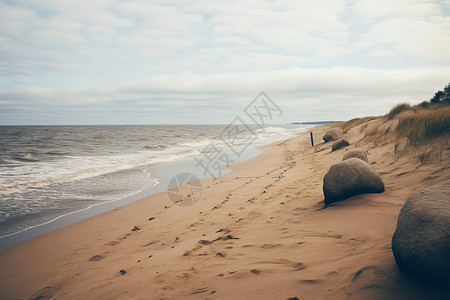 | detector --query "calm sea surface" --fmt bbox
[0,125,309,241]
